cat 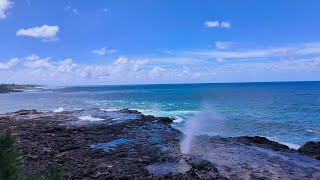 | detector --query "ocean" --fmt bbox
[1,81,319,149]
